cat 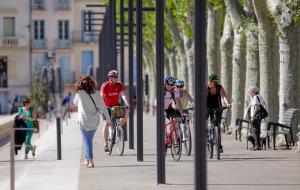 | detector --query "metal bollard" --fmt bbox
[56,117,62,160]
[10,127,15,190]
[10,127,35,190]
